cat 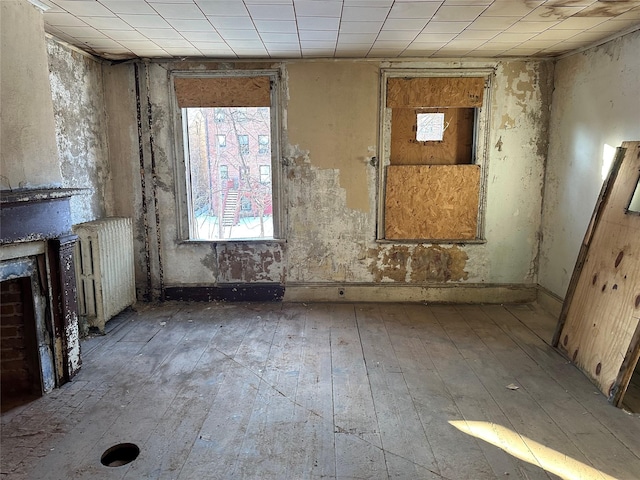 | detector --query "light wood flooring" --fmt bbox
[2,302,640,479]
